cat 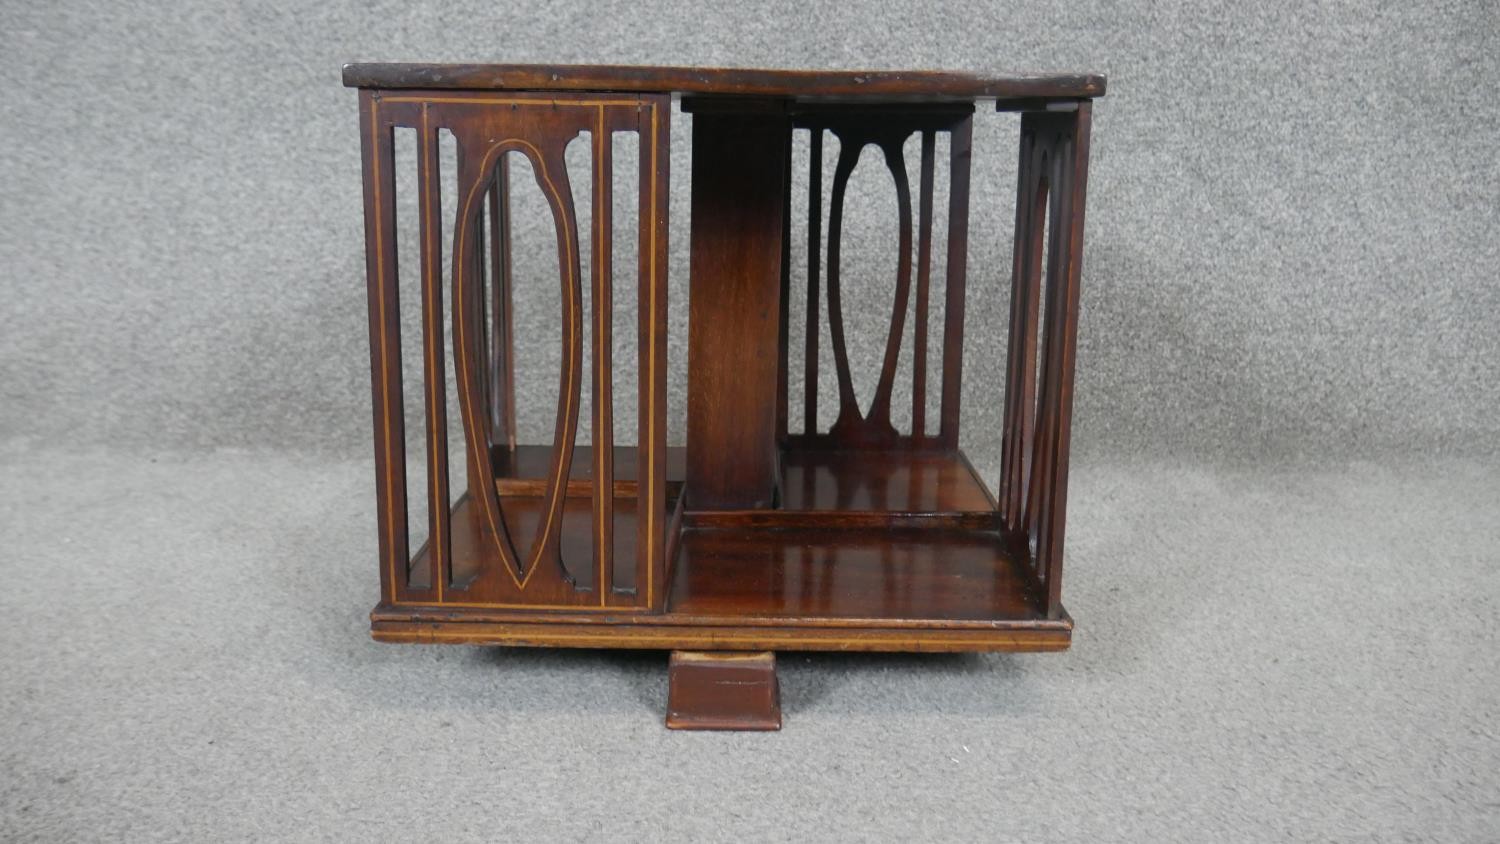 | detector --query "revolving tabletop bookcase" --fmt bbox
[345,63,1104,729]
